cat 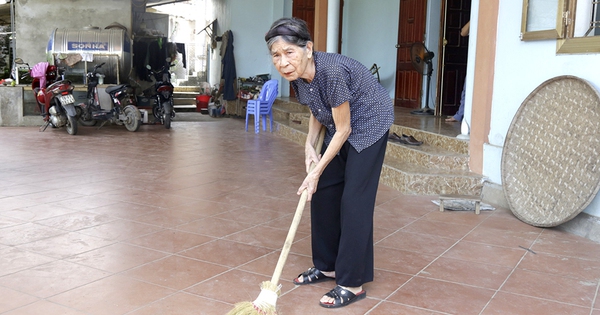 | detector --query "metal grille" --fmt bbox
[585,0,600,36]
